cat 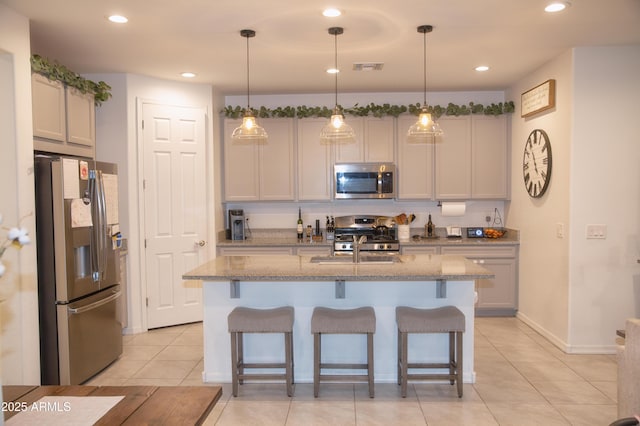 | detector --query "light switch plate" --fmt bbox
[586,224,607,239]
